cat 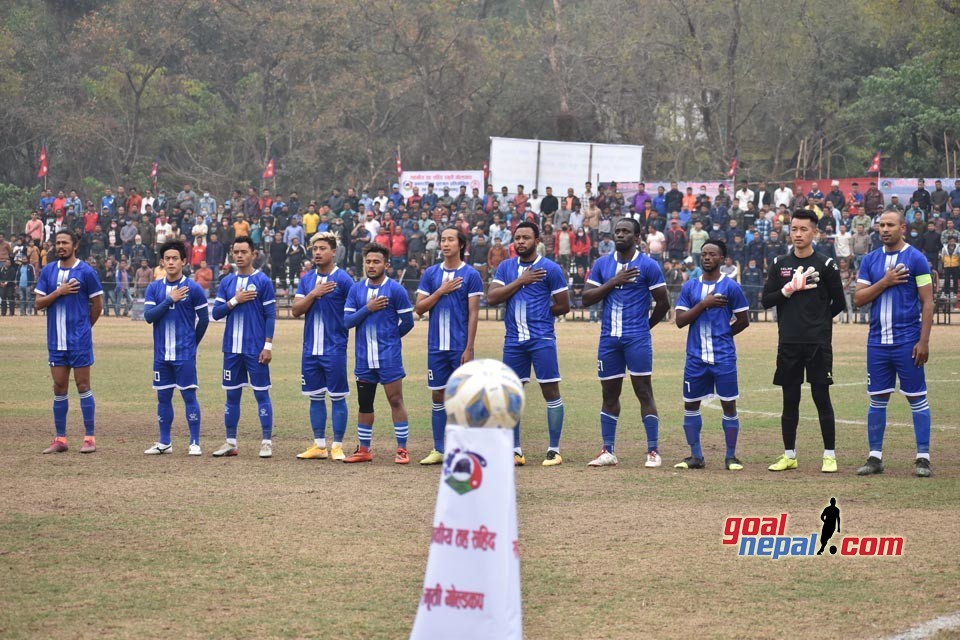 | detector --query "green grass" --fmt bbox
[0,317,958,639]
